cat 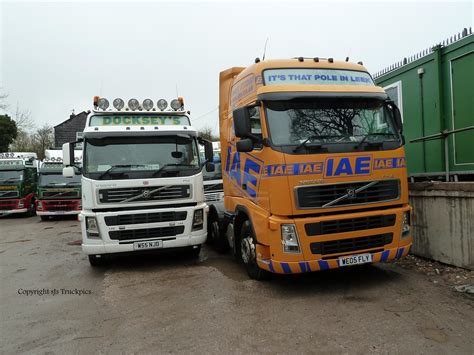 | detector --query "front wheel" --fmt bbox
[88,255,108,267]
[240,221,270,280]
[40,215,49,221]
